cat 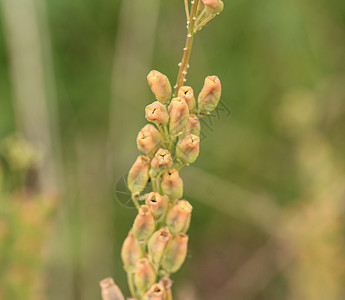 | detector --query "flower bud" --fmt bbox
[175,134,200,165]
[147,70,172,104]
[132,205,155,242]
[201,0,224,14]
[148,228,171,264]
[145,192,168,219]
[185,114,201,137]
[178,86,196,113]
[121,230,143,272]
[145,101,169,125]
[162,233,189,274]
[137,124,163,157]
[168,97,189,137]
[134,258,156,296]
[128,155,151,196]
[143,283,167,300]
[166,200,193,234]
[161,169,183,200]
[198,75,222,115]
[99,277,125,300]
[150,148,173,177]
